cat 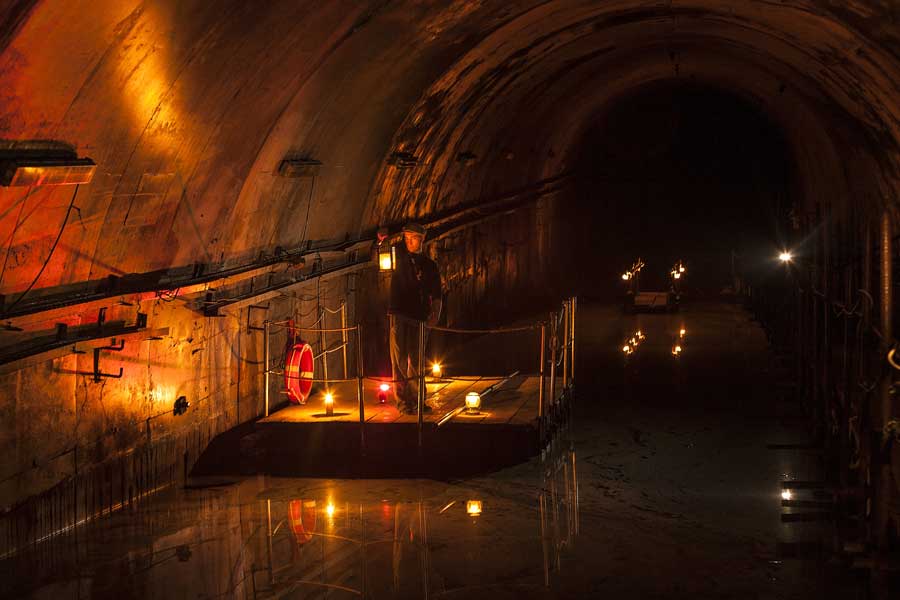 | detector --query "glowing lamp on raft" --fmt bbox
[466,500,482,517]
[378,383,390,404]
[378,244,396,271]
[465,391,481,414]
[431,362,442,377]
[324,392,334,416]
